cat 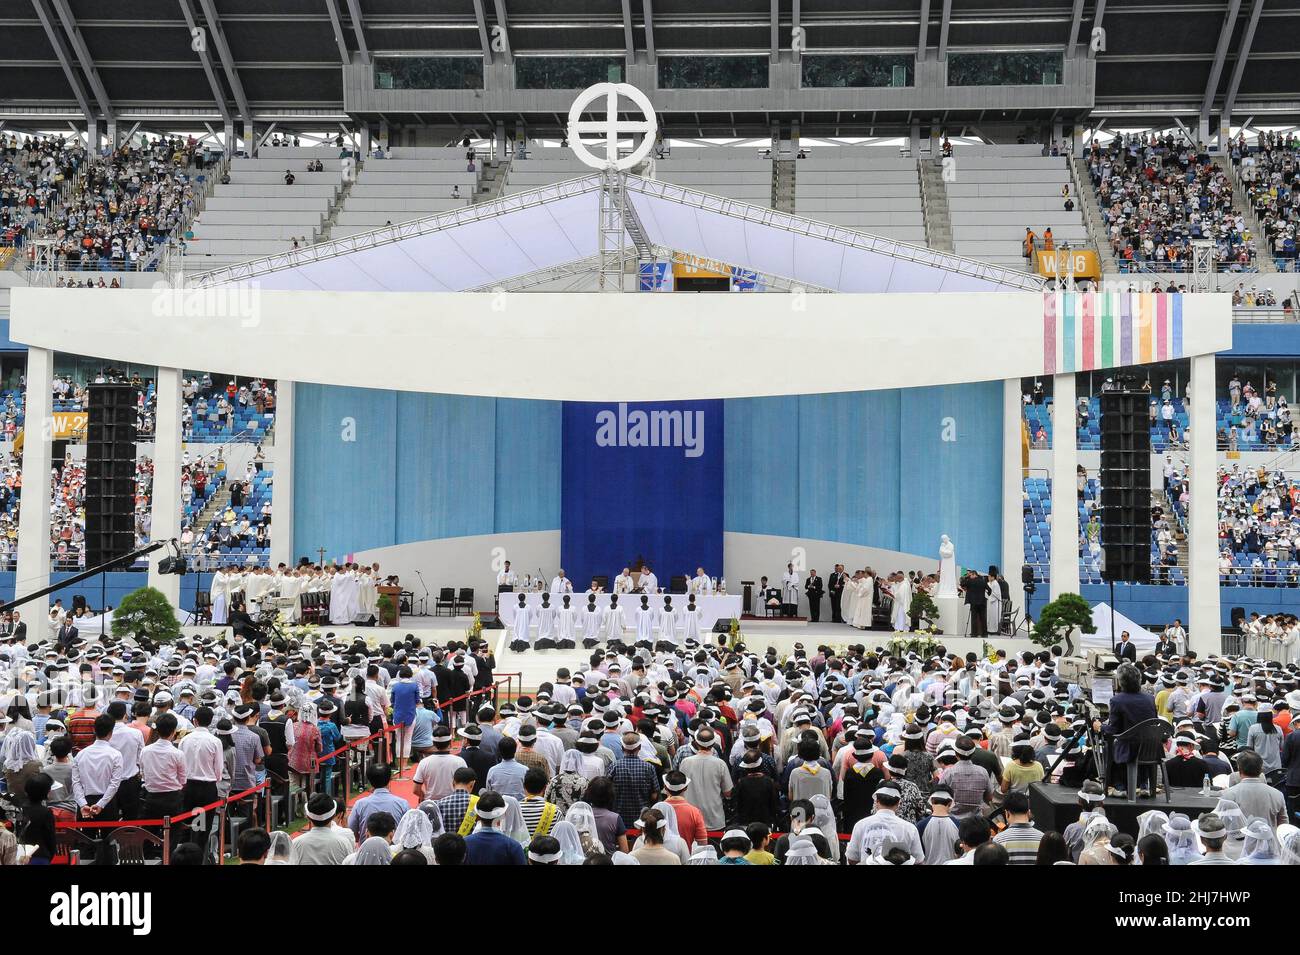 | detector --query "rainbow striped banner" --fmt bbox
[1043,291,1183,375]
